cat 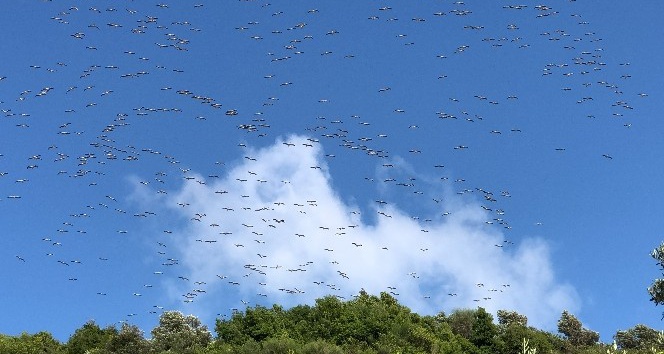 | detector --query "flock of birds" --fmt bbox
[2,1,645,331]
